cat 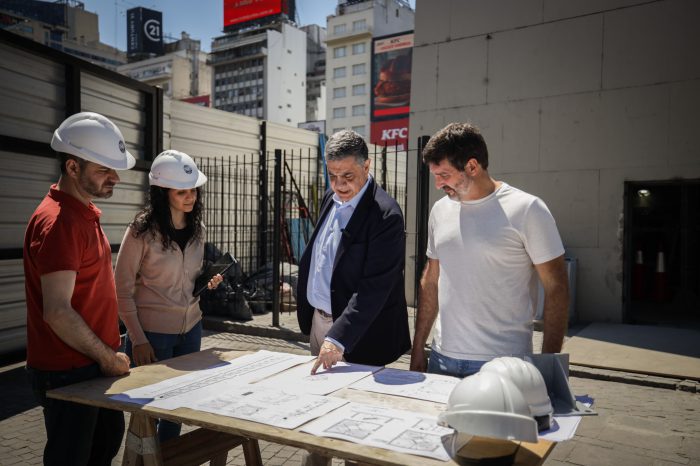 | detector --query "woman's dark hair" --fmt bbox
[130,185,204,250]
